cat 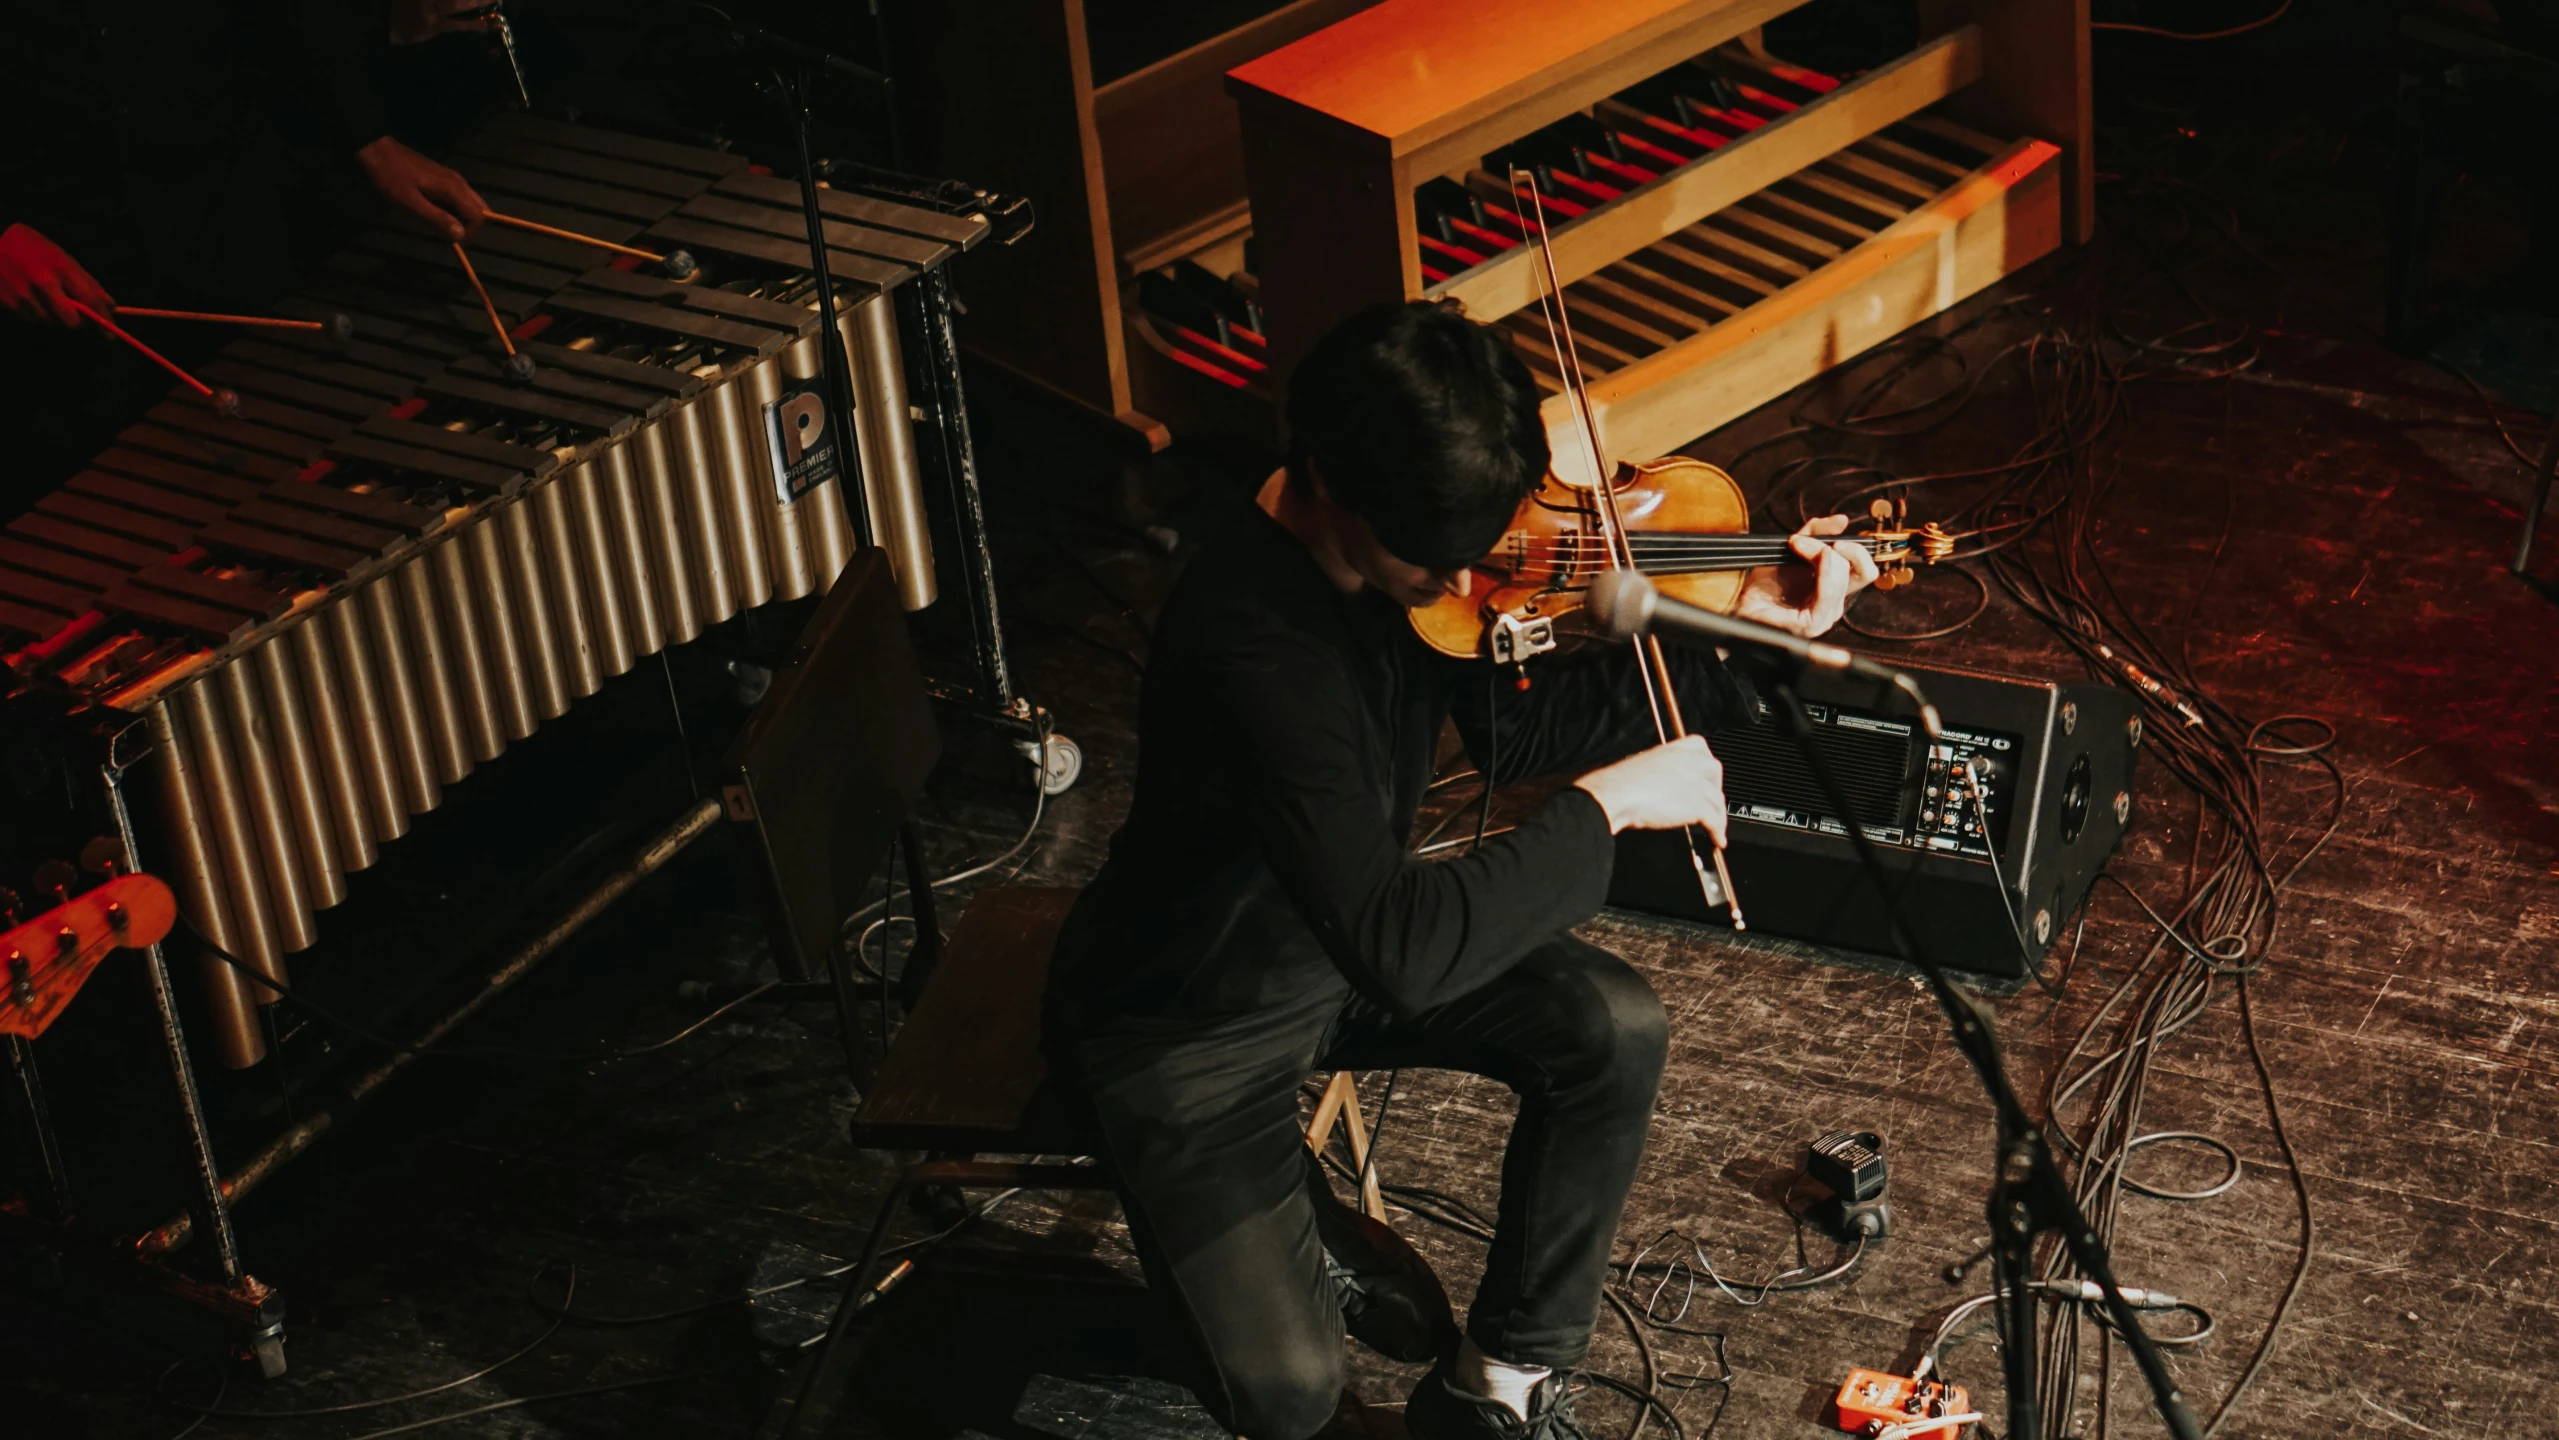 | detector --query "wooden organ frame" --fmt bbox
[1225,0,2090,479]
